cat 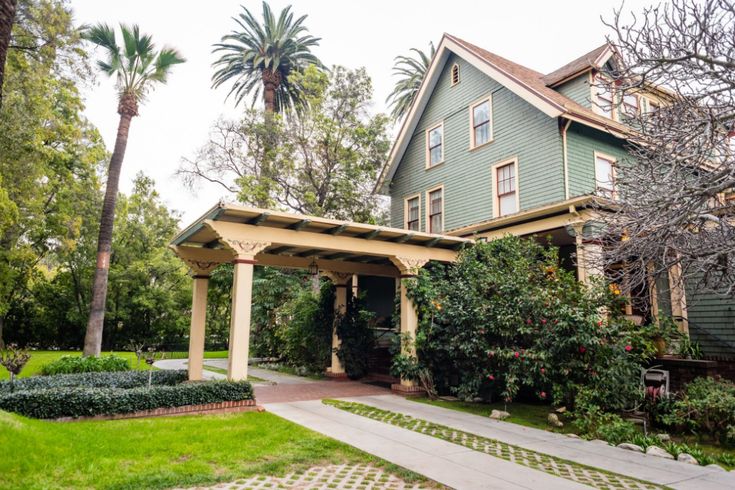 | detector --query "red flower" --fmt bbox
[526,318,532,325]
[625,345,633,352]
[479,329,486,334]
[541,319,547,325]
[514,351,520,358]
[553,319,559,325]
[597,321,603,327]
[539,391,547,399]
[540,368,545,374]
[487,374,495,381]
[579,346,587,354]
